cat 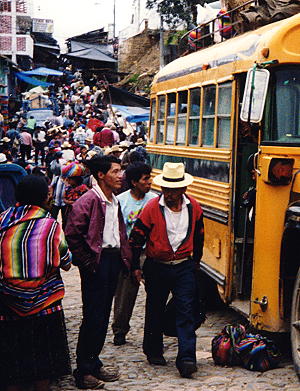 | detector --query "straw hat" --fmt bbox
[111,145,122,153]
[62,141,72,148]
[104,147,112,156]
[119,140,129,149]
[135,138,145,146]
[153,162,194,188]
[48,125,63,134]
[85,150,97,160]
[1,137,10,143]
